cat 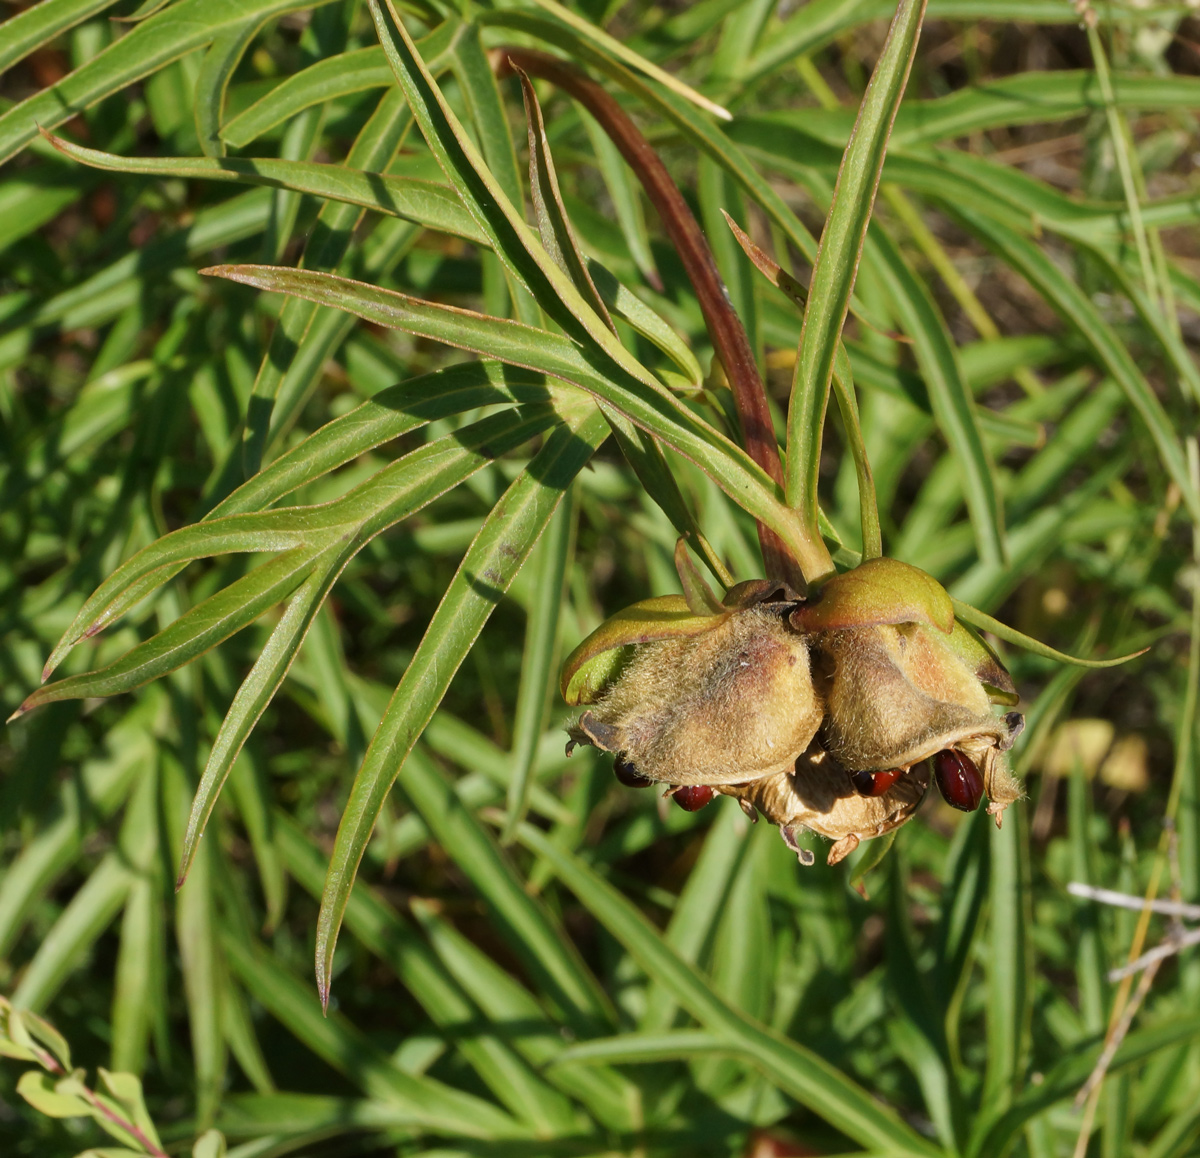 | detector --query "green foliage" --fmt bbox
[2,0,1199,1156]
